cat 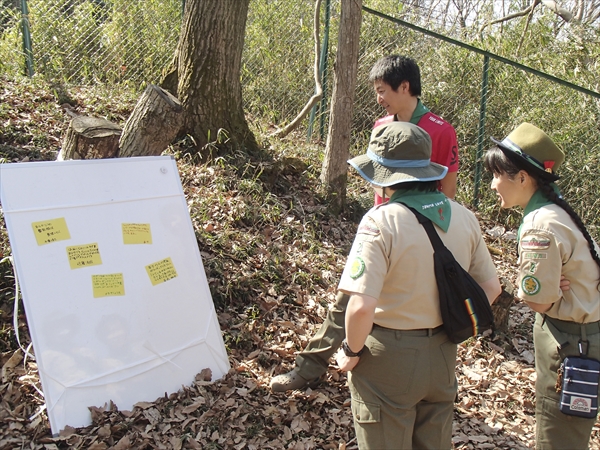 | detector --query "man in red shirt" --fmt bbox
[270,55,460,393]
[371,55,458,201]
